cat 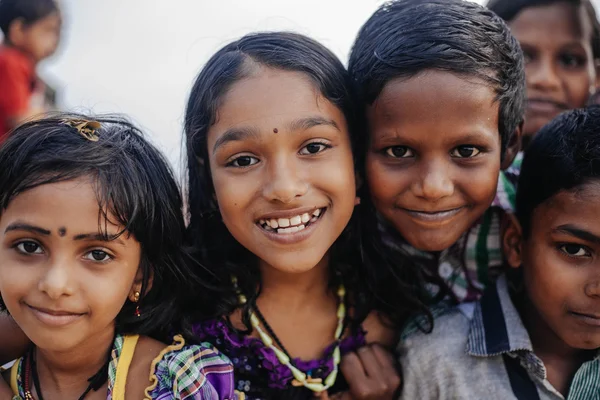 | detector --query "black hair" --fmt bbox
[349,0,526,160]
[346,0,527,331]
[516,106,600,236]
[0,0,58,37]
[0,113,207,342]
[488,0,600,60]
[184,31,400,336]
